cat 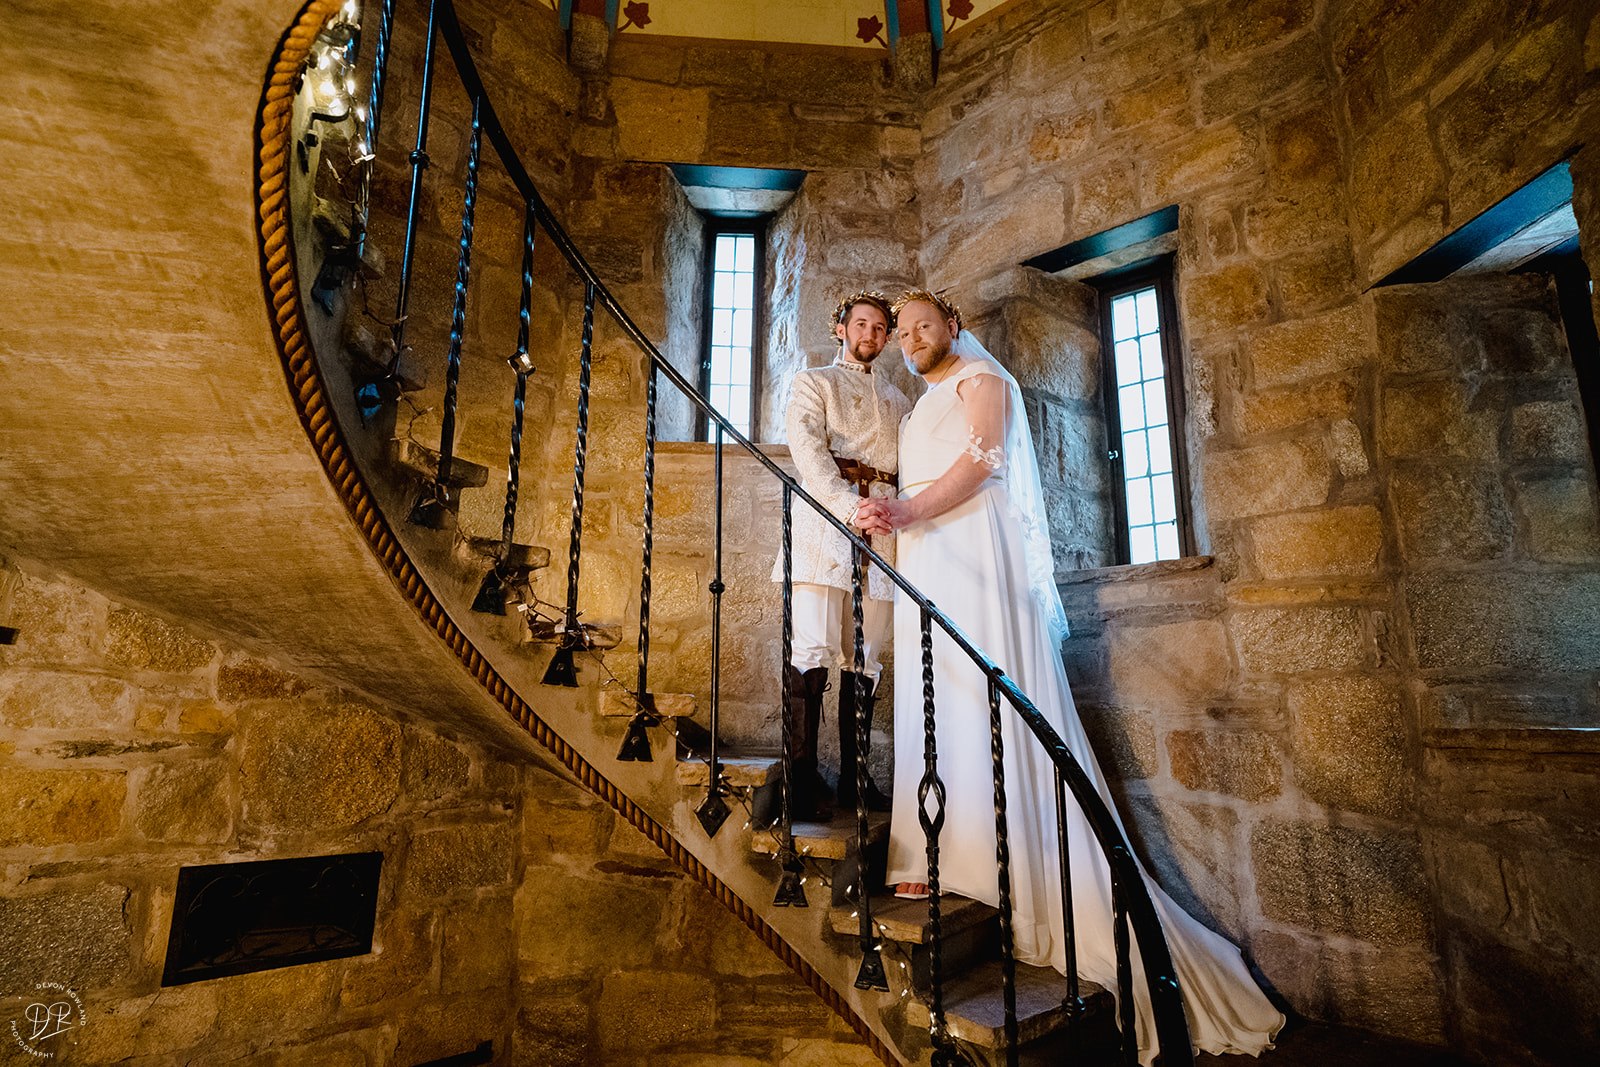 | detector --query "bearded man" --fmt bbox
[773,290,911,820]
